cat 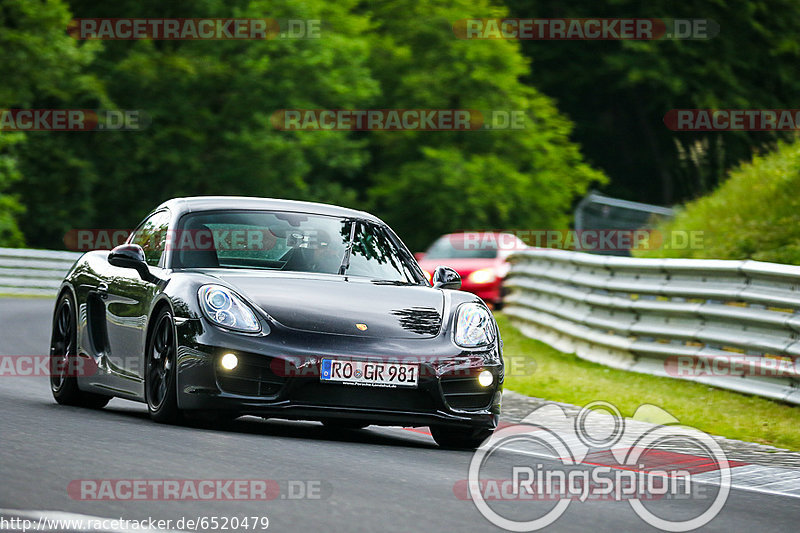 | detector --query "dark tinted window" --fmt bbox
[174,210,422,283]
[130,210,171,266]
